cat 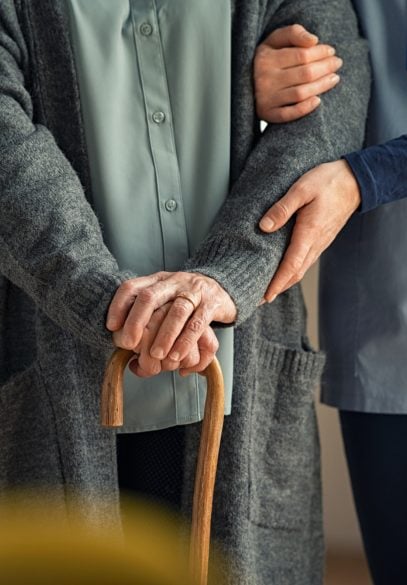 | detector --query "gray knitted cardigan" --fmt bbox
[0,1,369,583]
